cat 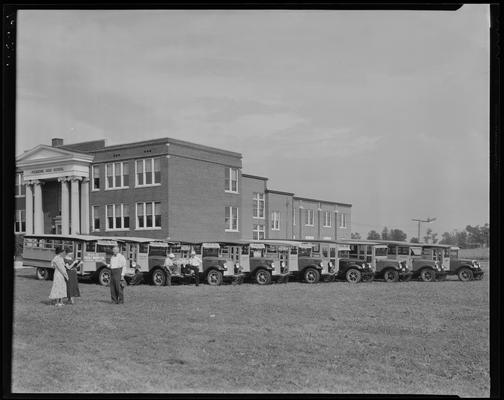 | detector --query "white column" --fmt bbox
[58,177,70,235]
[33,180,44,234]
[80,178,90,234]
[25,182,34,235]
[70,177,81,234]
